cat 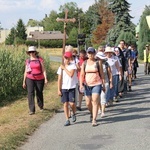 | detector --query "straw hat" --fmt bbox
[26,46,38,55]
[104,47,115,53]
